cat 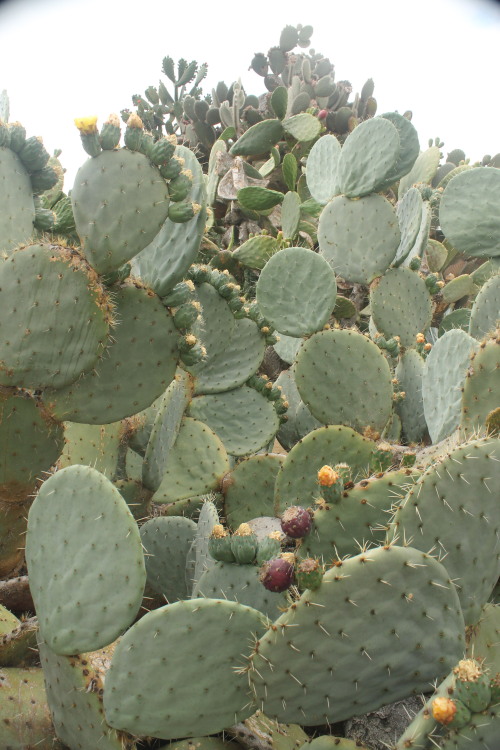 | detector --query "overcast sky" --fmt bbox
[1,0,499,190]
